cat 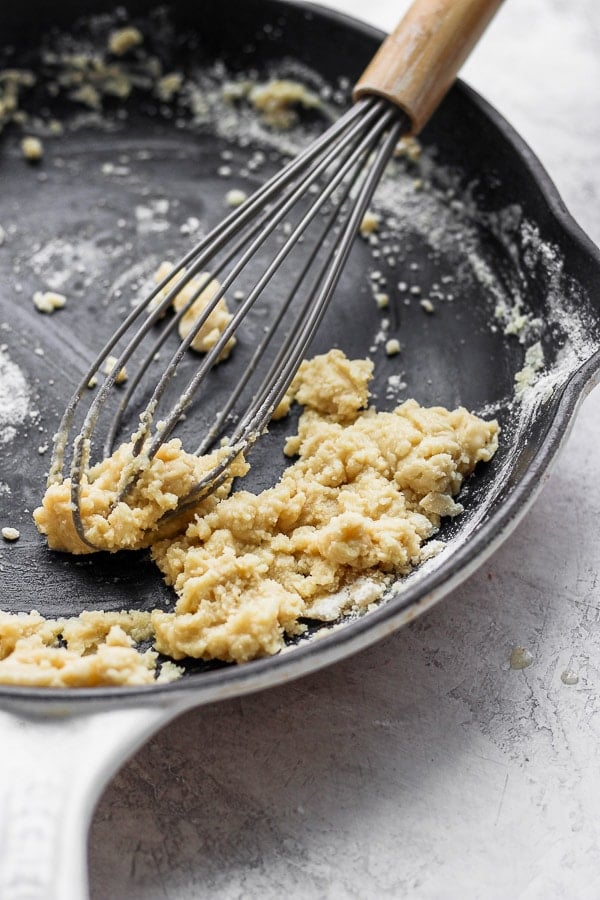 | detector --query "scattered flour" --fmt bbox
[515,341,545,399]
[0,348,29,445]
